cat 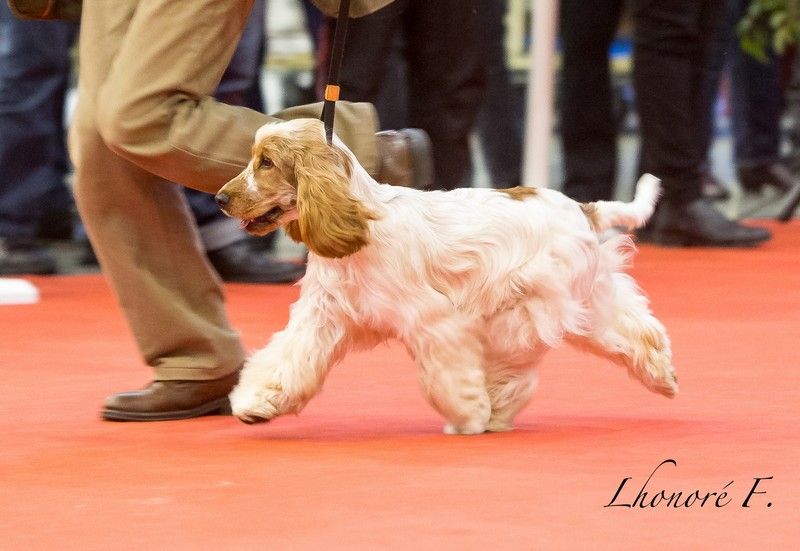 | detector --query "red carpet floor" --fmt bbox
[1,222,799,550]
